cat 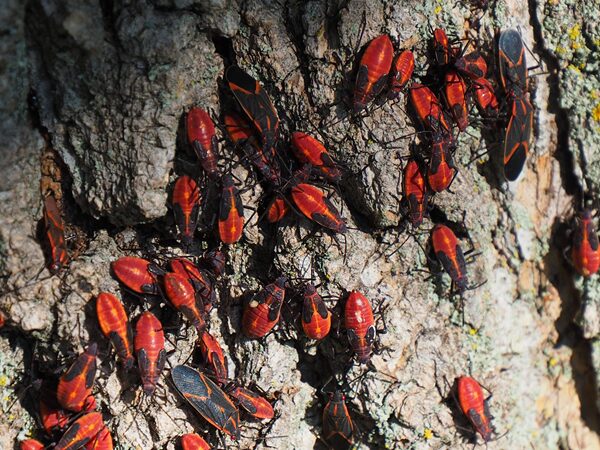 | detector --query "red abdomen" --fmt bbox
[354,35,394,111]
[57,343,97,412]
[572,209,600,276]
[457,376,493,441]
[242,277,287,338]
[186,107,218,177]
[344,291,375,363]
[403,159,427,227]
[134,312,166,395]
[96,293,134,369]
